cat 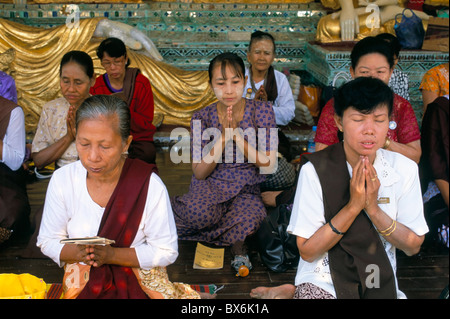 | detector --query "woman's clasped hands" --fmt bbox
[66,105,77,142]
[349,155,381,216]
[77,244,114,268]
